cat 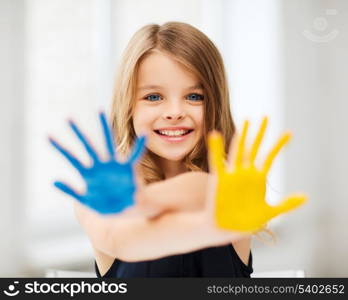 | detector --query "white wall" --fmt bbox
[250,0,348,277]
[0,0,28,277]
